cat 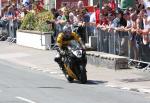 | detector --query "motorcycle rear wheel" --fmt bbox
[79,66,87,84]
